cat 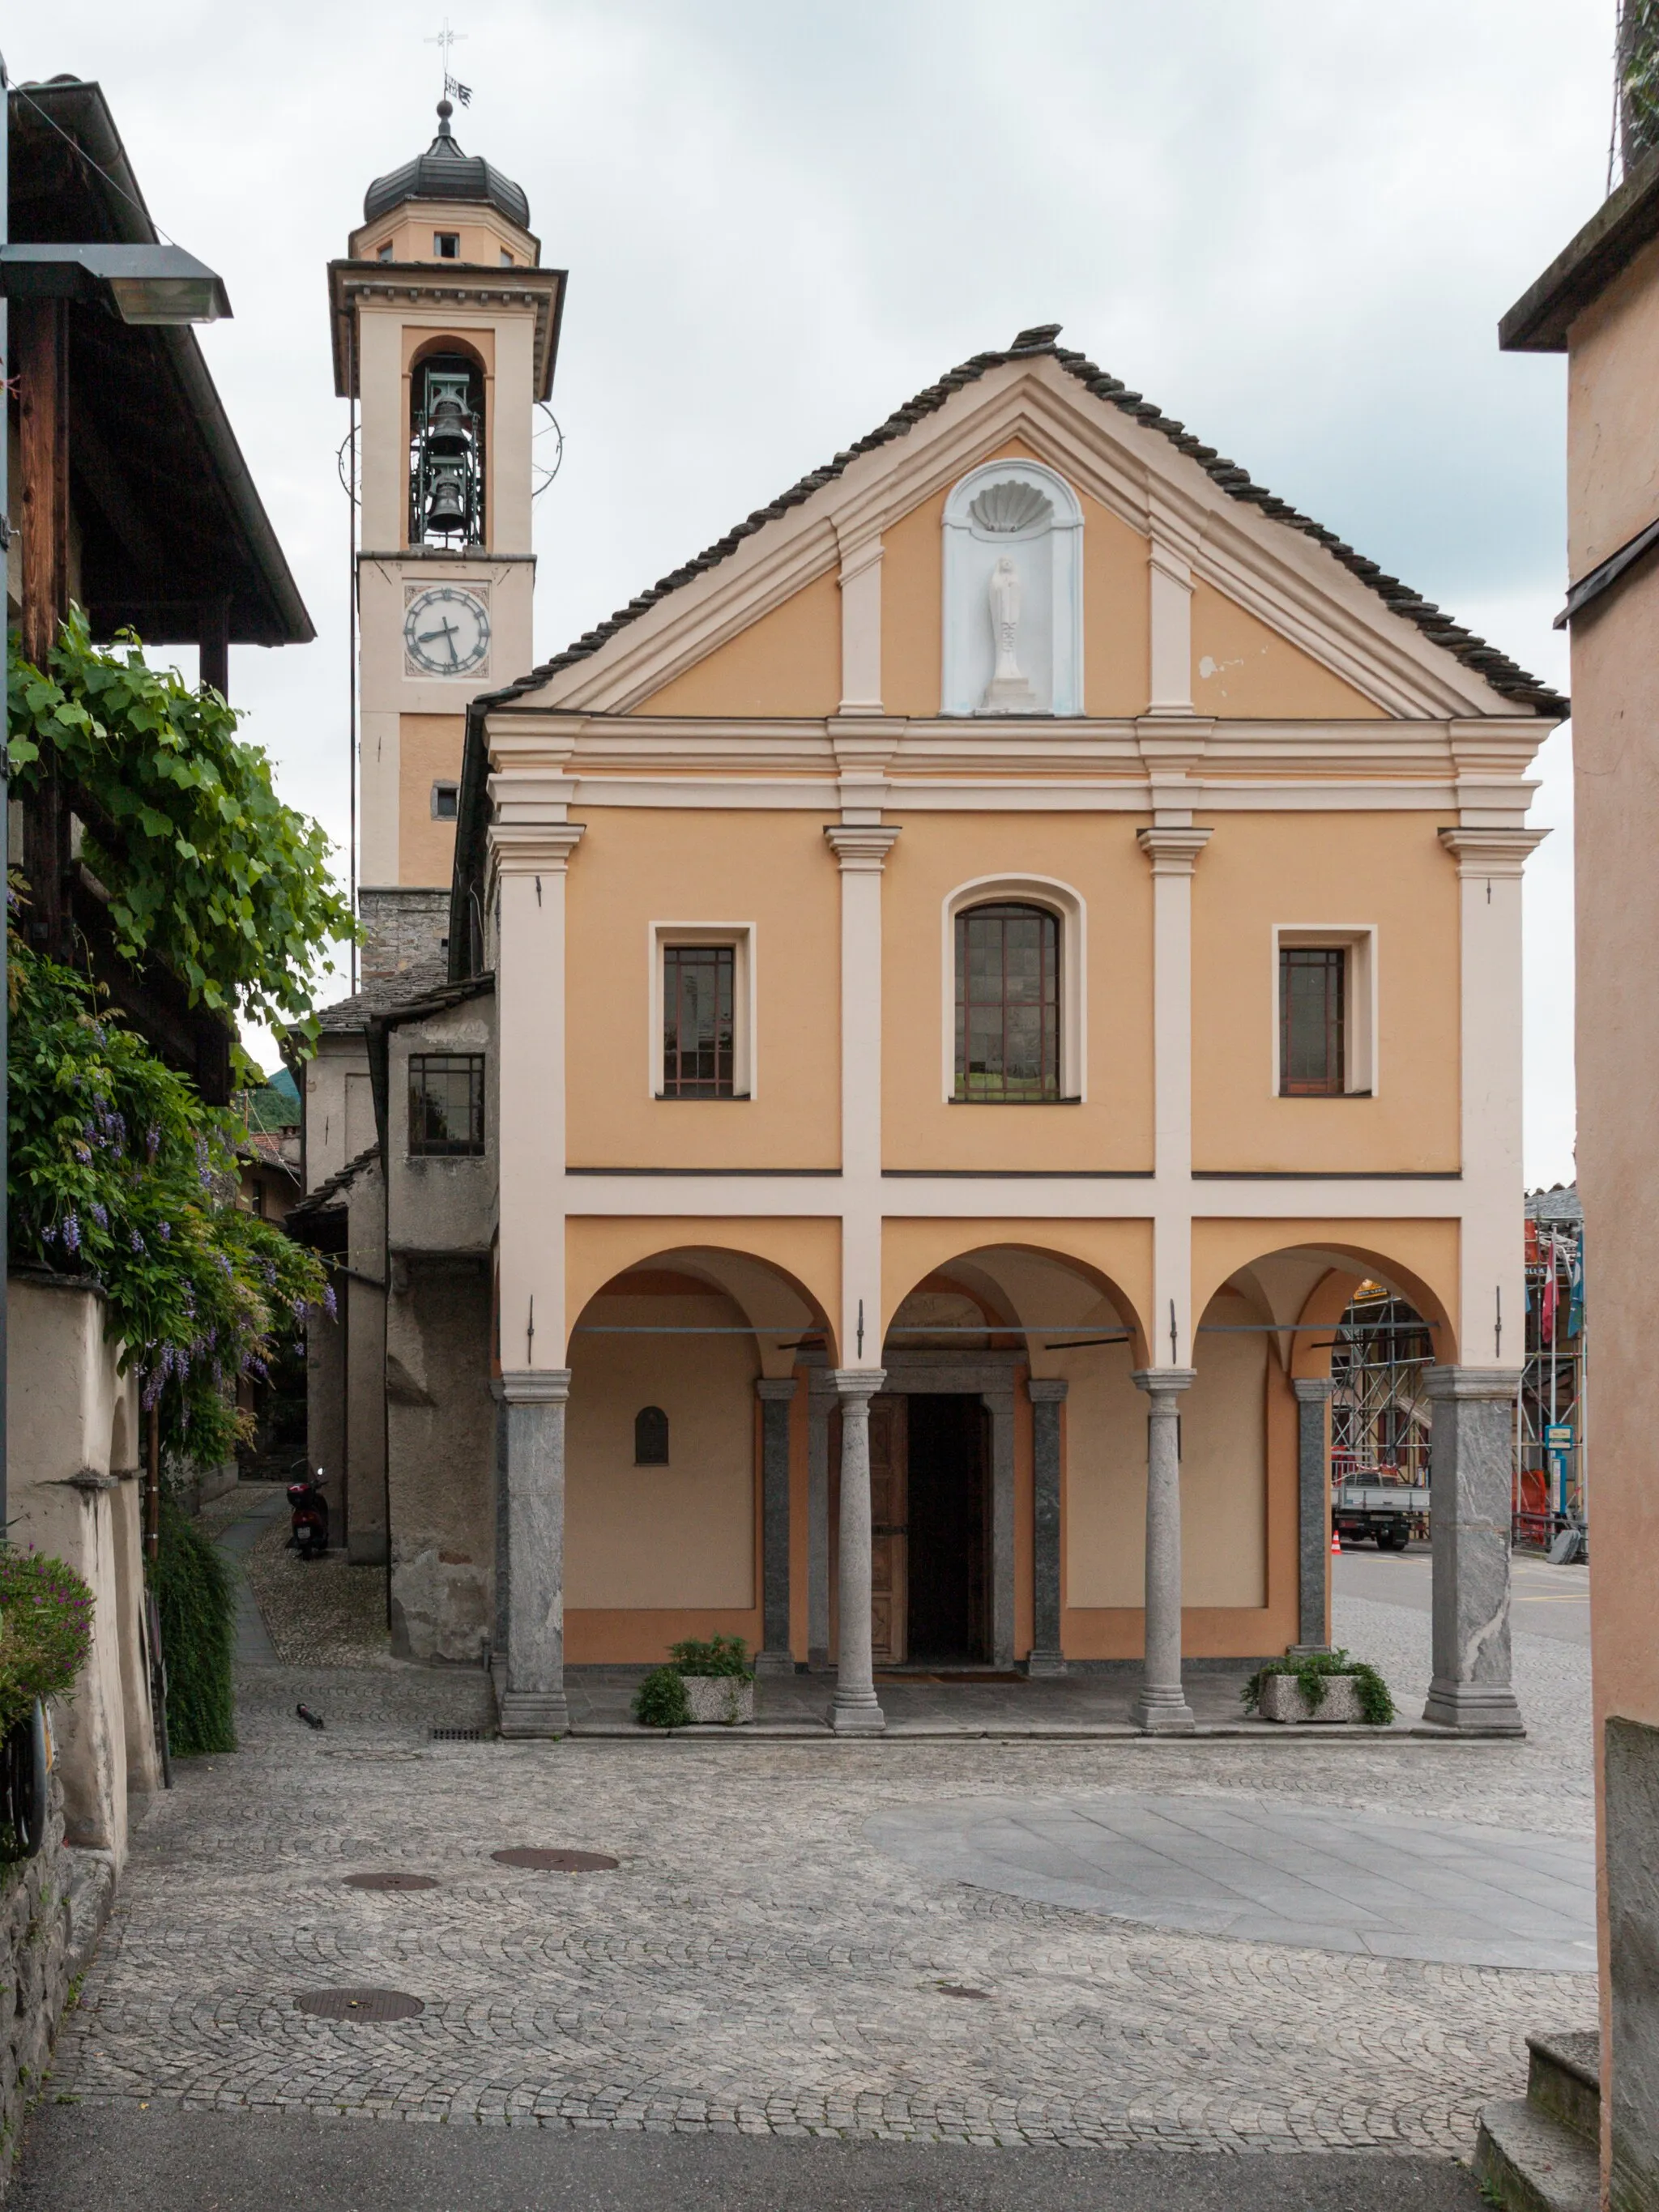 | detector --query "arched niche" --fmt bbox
[940,458,1084,717]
